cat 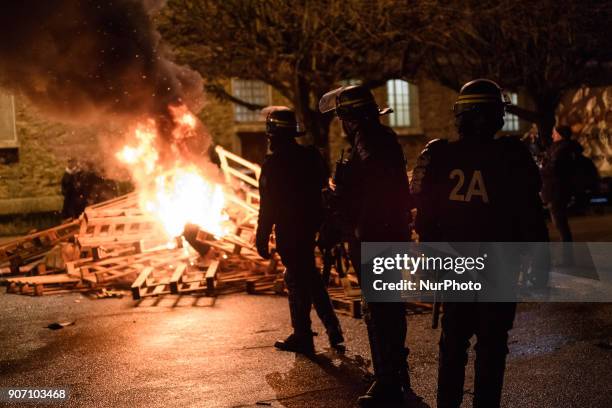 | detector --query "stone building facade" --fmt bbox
[0,78,538,232]
[207,77,530,169]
